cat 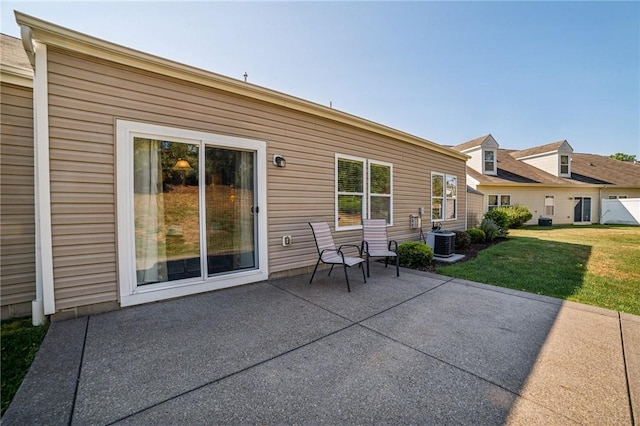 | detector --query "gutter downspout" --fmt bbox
[21,25,55,324]
[599,185,606,224]
[464,163,468,230]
